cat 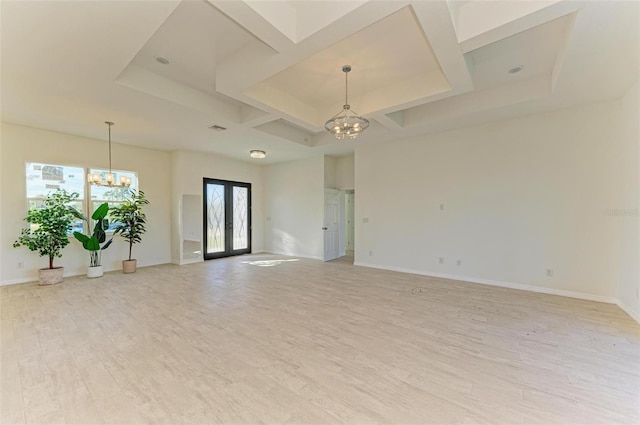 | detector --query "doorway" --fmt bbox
[323,188,341,262]
[344,190,355,256]
[203,178,251,260]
